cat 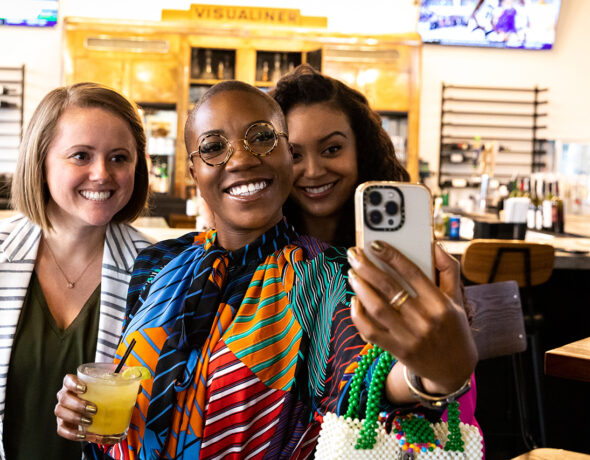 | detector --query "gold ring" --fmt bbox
[388,289,410,311]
